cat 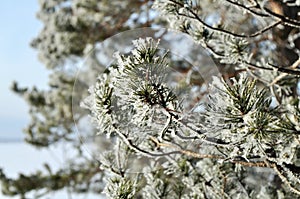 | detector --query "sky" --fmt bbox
[0,1,49,141]
[0,1,104,198]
